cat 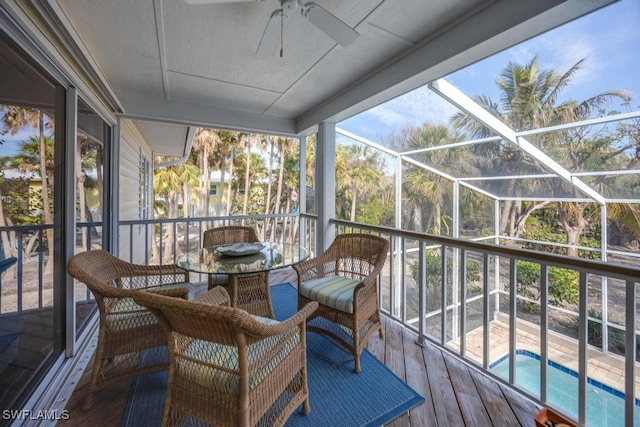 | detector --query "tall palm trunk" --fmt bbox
[225,147,236,216]
[350,185,357,222]
[96,146,104,215]
[217,147,228,216]
[271,138,286,241]
[39,113,54,274]
[242,136,251,216]
[198,141,211,217]
[264,139,275,240]
[284,193,292,243]
[76,140,87,251]
[182,182,190,219]
[163,193,180,263]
